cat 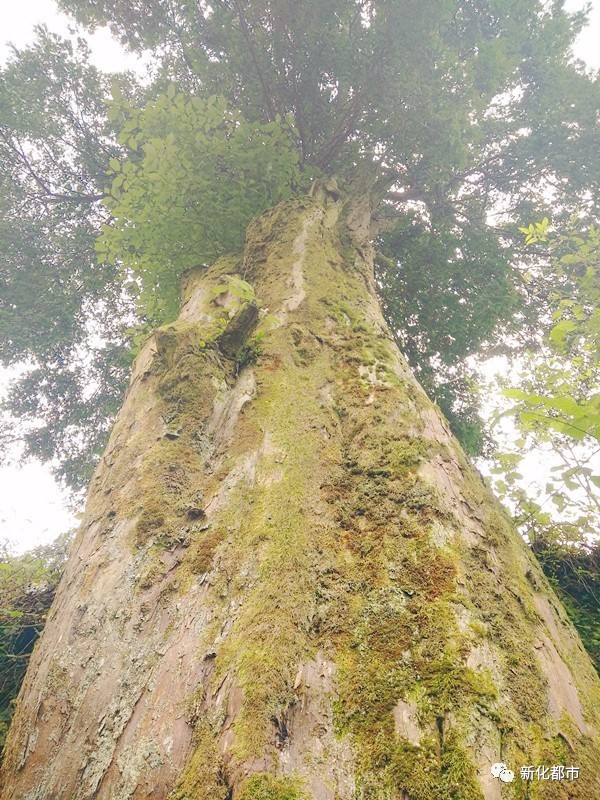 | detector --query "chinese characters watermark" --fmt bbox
[520,765,580,781]
[490,762,580,784]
